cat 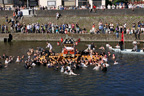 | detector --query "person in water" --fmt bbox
[0,62,3,68]
[119,40,123,50]
[93,64,100,71]
[101,64,107,72]
[21,44,112,75]
[90,43,96,58]
[132,40,138,52]
[99,46,105,51]
[2,54,8,59]
[5,58,11,67]
[16,56,21,63]
[46,42,53,52]
[115,44,120,49]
